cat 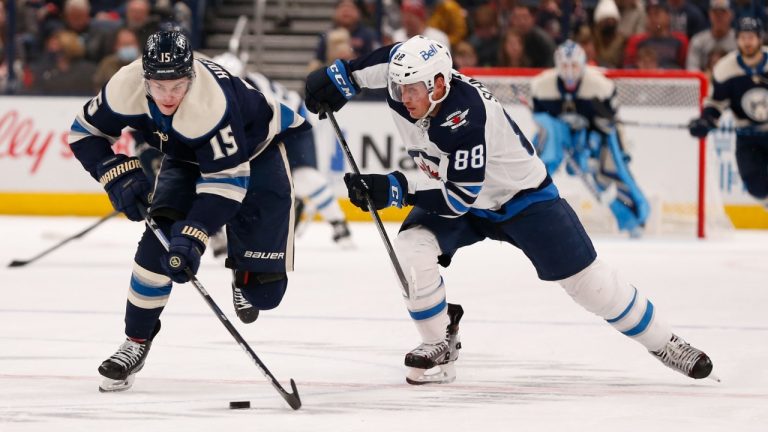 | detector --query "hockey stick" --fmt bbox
[8,210,121,268]
[323,110,411,299]
[140,209,302,410]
